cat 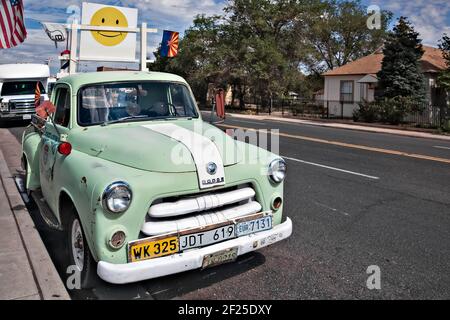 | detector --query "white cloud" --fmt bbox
[24,0,225,27]
[371,0,450,45]
[0,29,58,66]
